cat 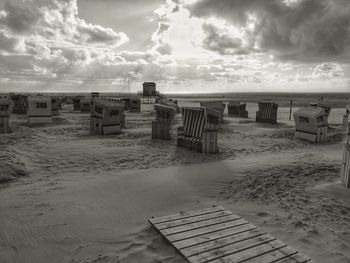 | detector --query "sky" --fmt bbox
[0,0,349,93]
